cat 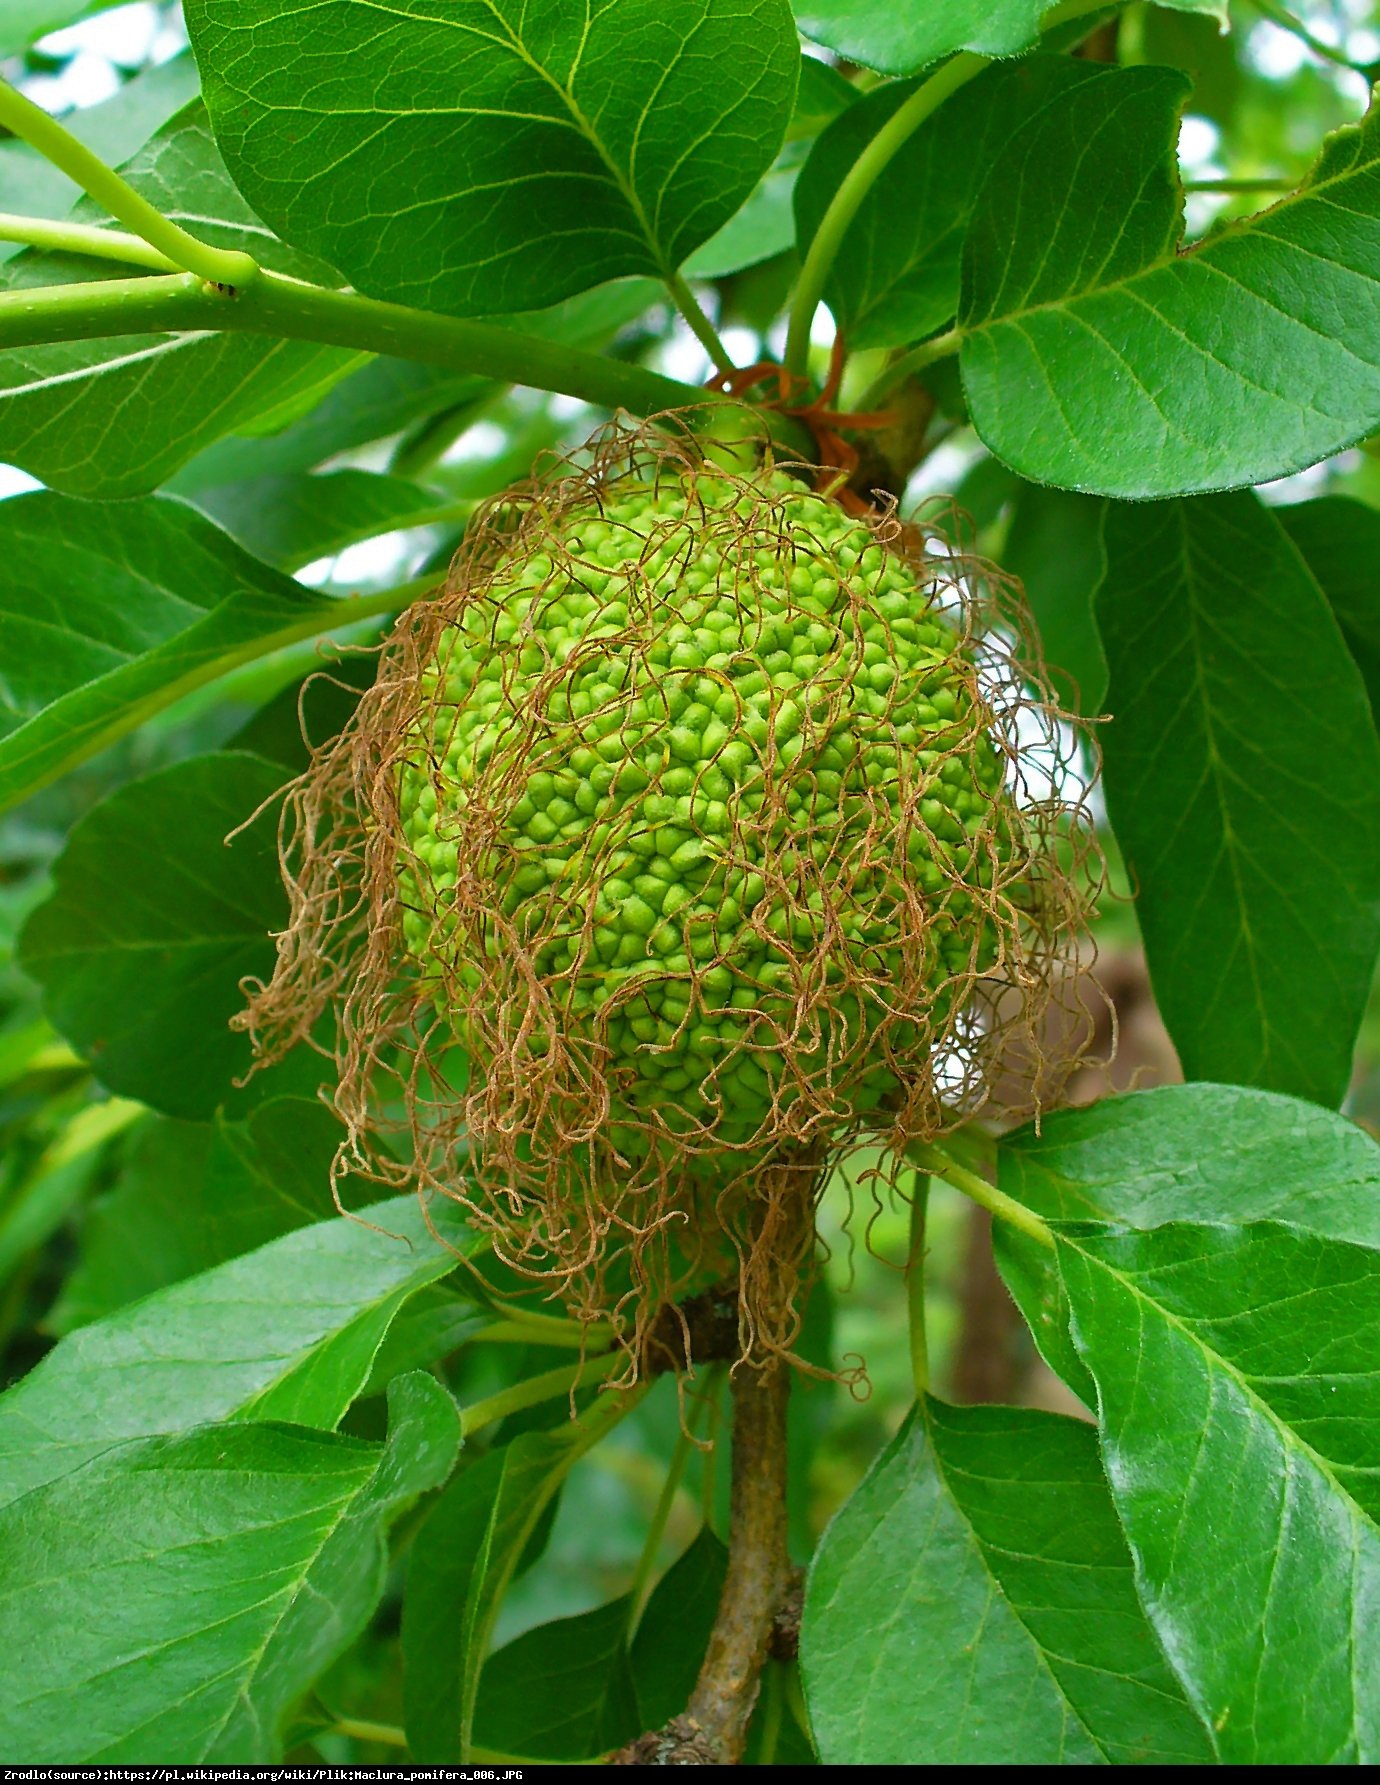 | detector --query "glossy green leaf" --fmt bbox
[960,68,1380,496]
[0,102,353,498]
[0,492,352,811]
[1004,1084,1380,1238]
[1278,495,1380,725]
[685,161,801,281]
[996,1083,1380,1400]
[1001,482,1107,712]
[0,1372,460,1763]
[48,1097,352,1332]
[475,1597,640,1760]
[18,753,304,1118]
[794,57,1095,351]
[792,0,1050,75]
[192,468,464,571]
[0,1192,469,1511]
[1060,1221,1380,1763]
[404,1412,620,1761]
[801,1395,1212,1765]
[186,0,798,317]
[792,3,1224,75]
[1096,493,1380,1106]
[789,52,858,139]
